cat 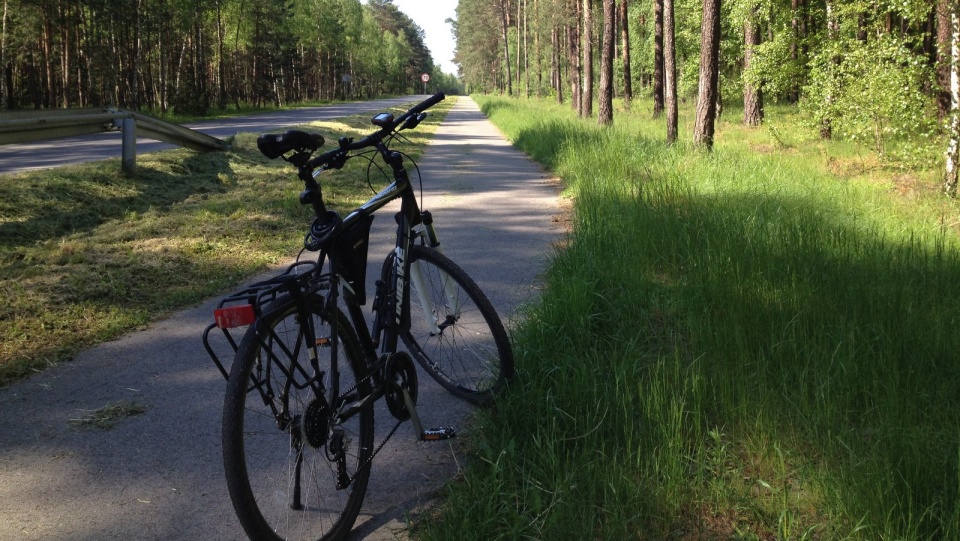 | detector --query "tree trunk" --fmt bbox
[130,0,141,110]
[41,5,56,107]
[743,10,763,126]
[552,25,563,103]
[620,0,632,108]
[499,0,513,96]
[789,0,800,103]
[517,0,522,94]
[1,0,7,110]
[569,0,581,112]
[693,0,721,149]
[523,0,529,97]
[598,0,614,125]
[821,0,837,139]
[653,0,664,117]
[535,0,542,95]
[945,5,959,195]
[216,0,227,109]
[664,0,677,143]
[60,1,70,107]
[581,0,593,117]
